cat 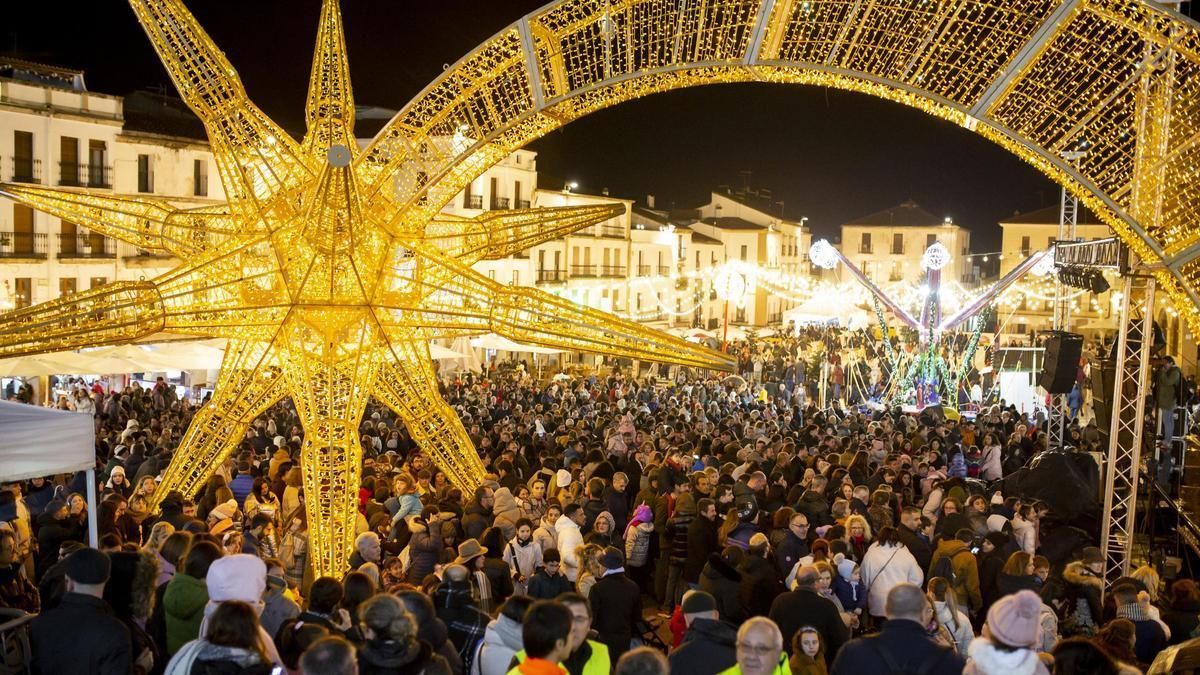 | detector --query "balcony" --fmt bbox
[490,197,510,210]
[8,157,41,184]
[570,264,597,277]
[599,225,625,238]
[637,264,652,276]
[675,277,689,290]
[537,269,566,284]
[891,246,905,255]
[600,265,626,278]
[59,163,112,188]
[859,245,873,254]
[658,265,670,276]
[58,234,116,259]
[0,231,48,259]
[464,195,482,209]
[516,199,530,209]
